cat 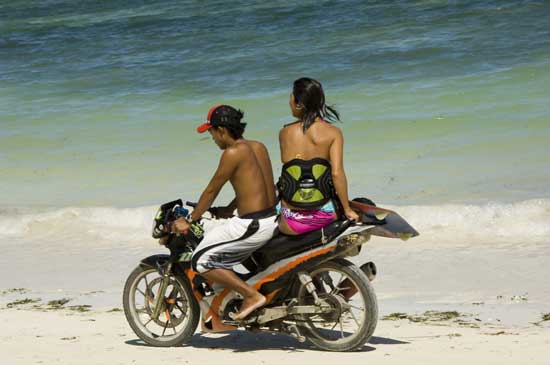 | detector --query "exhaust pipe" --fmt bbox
[360,261,377,282]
